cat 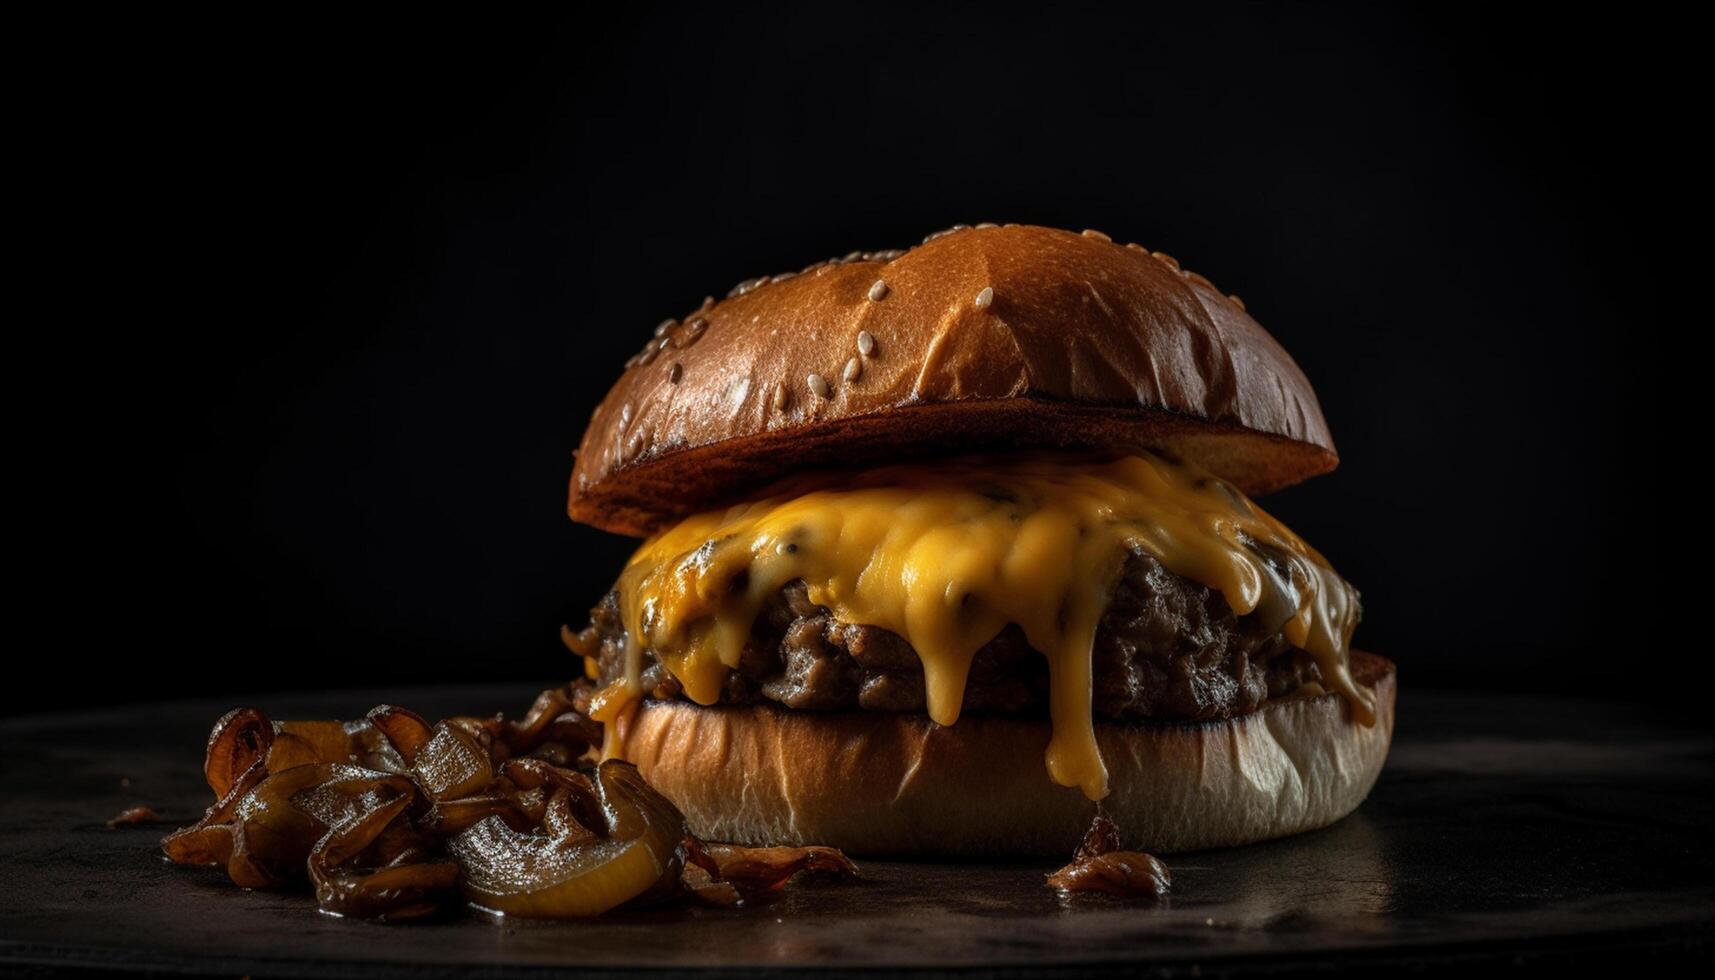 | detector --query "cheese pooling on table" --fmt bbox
[589,453,1370,800]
